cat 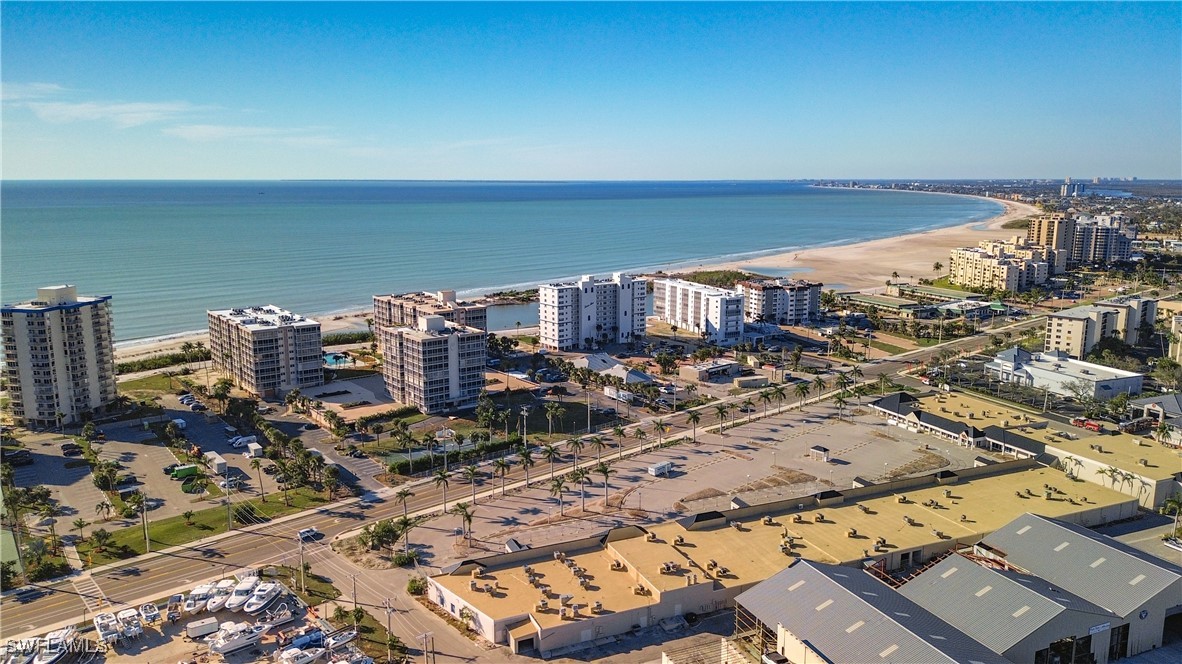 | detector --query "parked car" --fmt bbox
[61,443,83,457]
[116,474,139,487]
[263,464,279,475]
[162,463,180,475]
[659,385,676,394]
[217,478,241,489]
[230,438,249,448]
[191,404,208,412]
[3,449,33,466]
[302,423,319,431]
